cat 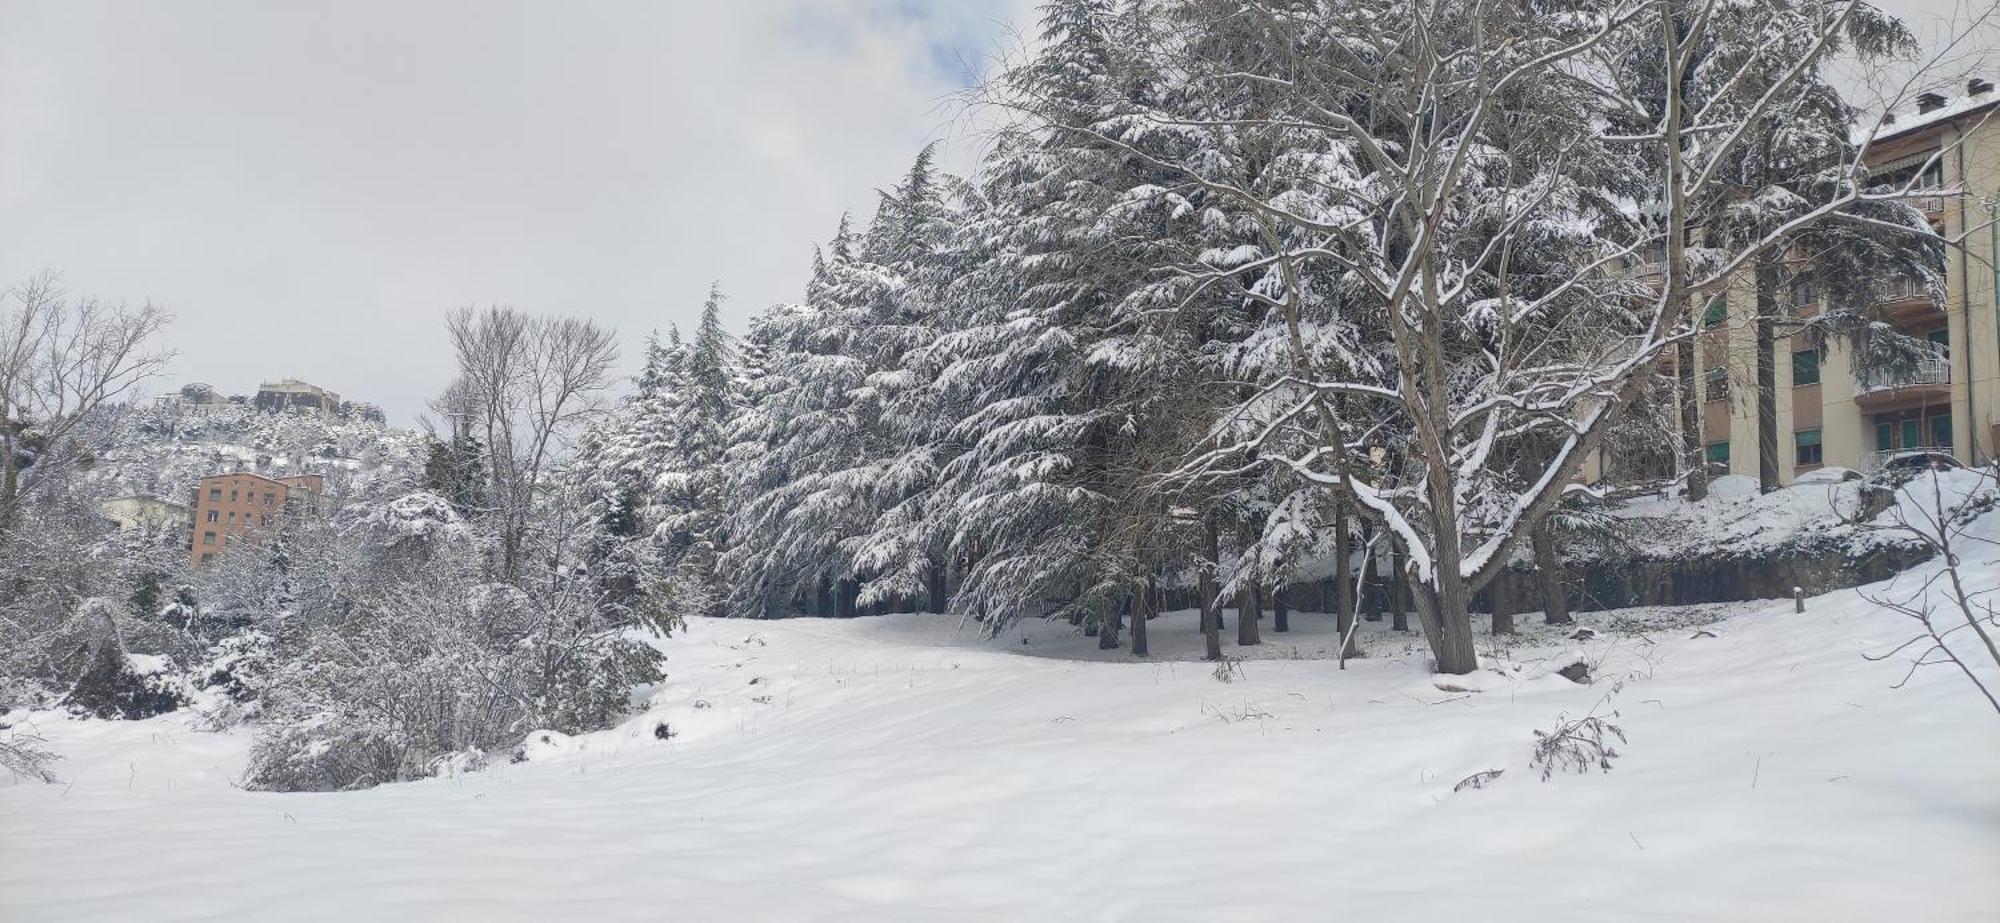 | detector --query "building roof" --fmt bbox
[198,471,293,488]
[1864,81,1999,146]
[101,495,190,511]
